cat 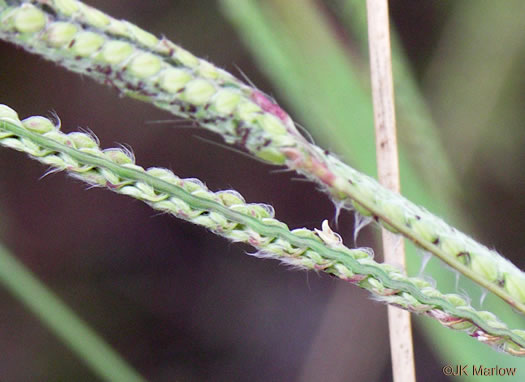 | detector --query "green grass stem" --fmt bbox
[0,242,145,382]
